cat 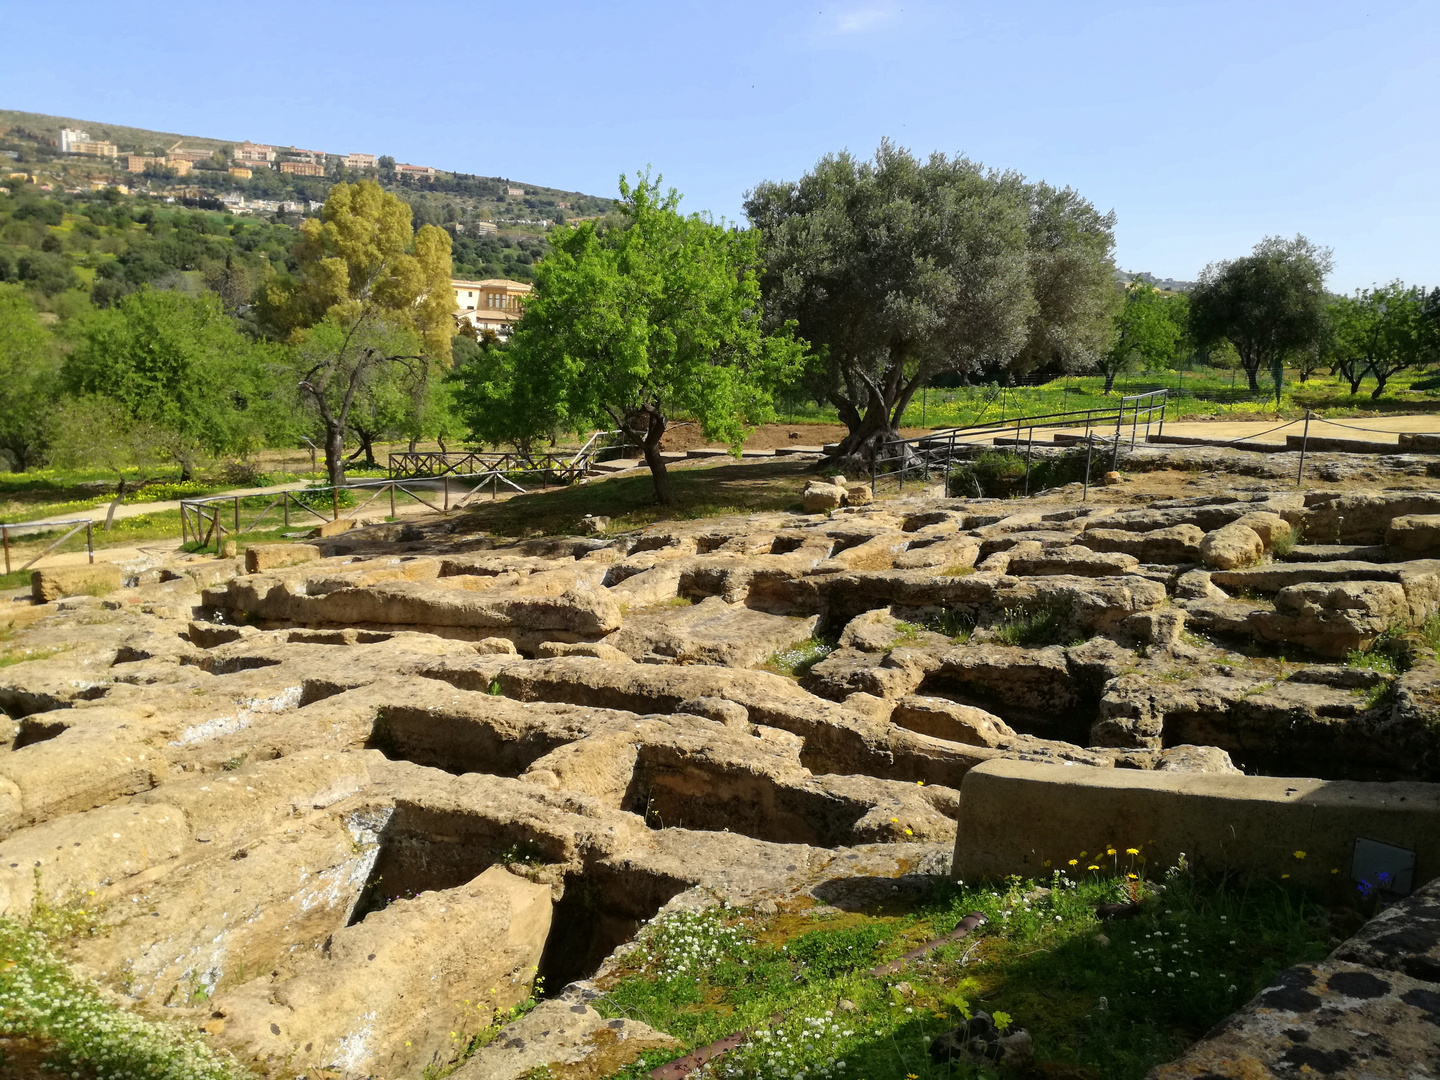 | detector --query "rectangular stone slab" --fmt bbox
[952,759,1440,901]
